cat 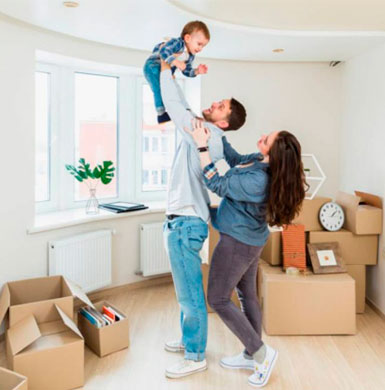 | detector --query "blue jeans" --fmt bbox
[143,58,166,115]
[163,216,209,361]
